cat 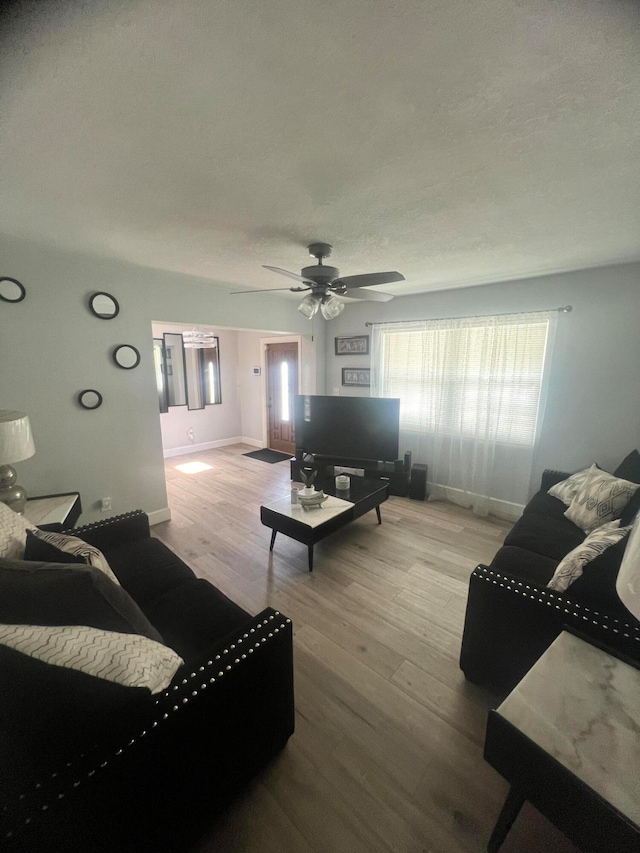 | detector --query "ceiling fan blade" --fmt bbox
[335,271,405,289]
[263,265,314,285]
[230,286,309,295]
[340,289,395,302]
